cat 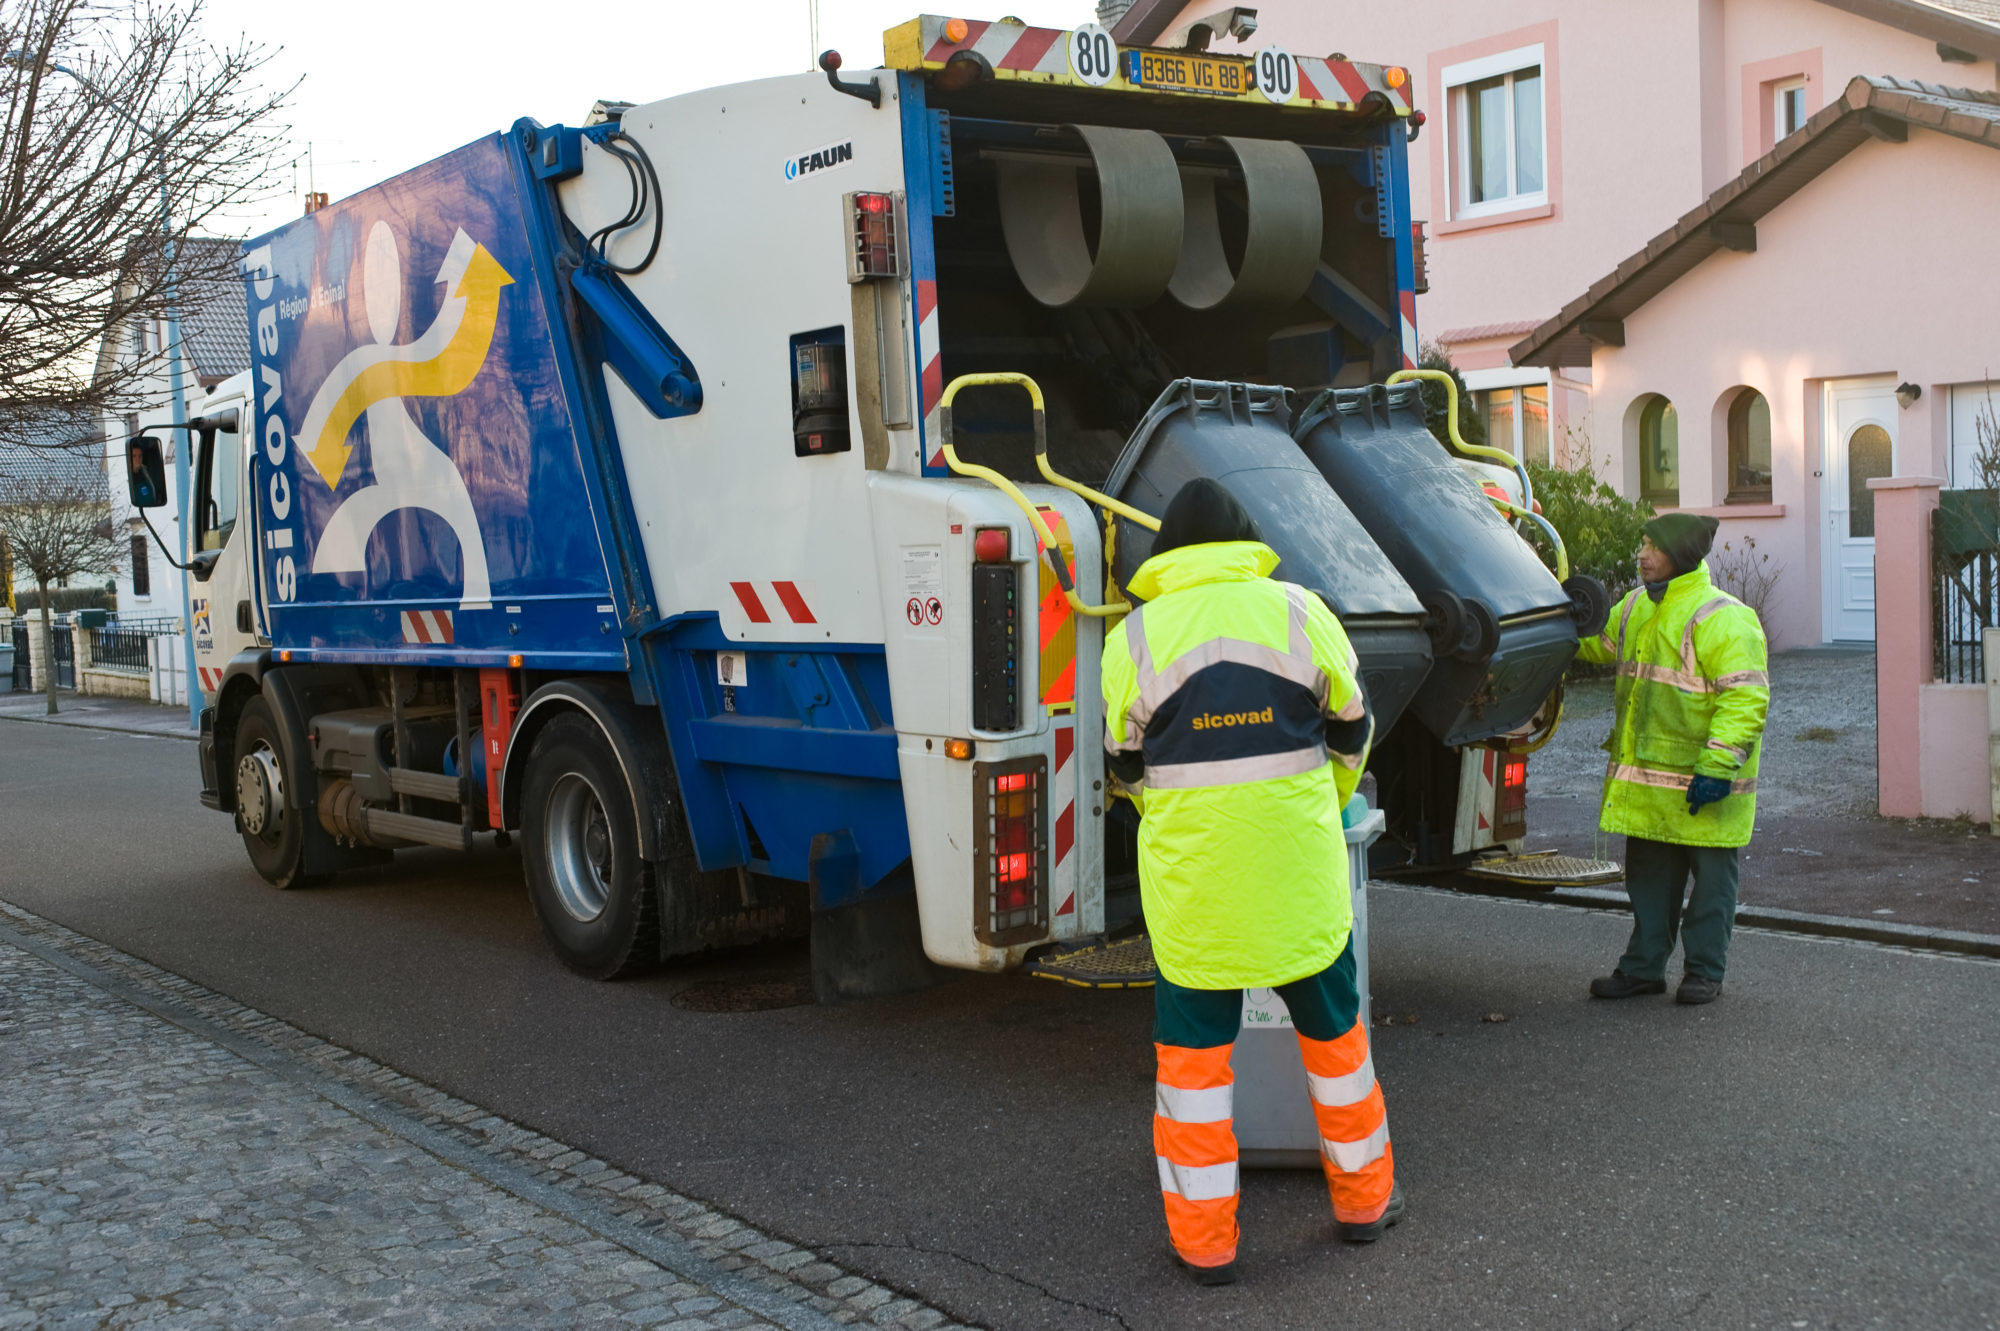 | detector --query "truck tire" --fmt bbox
[521,713,658,979]
[233,695,322,890]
